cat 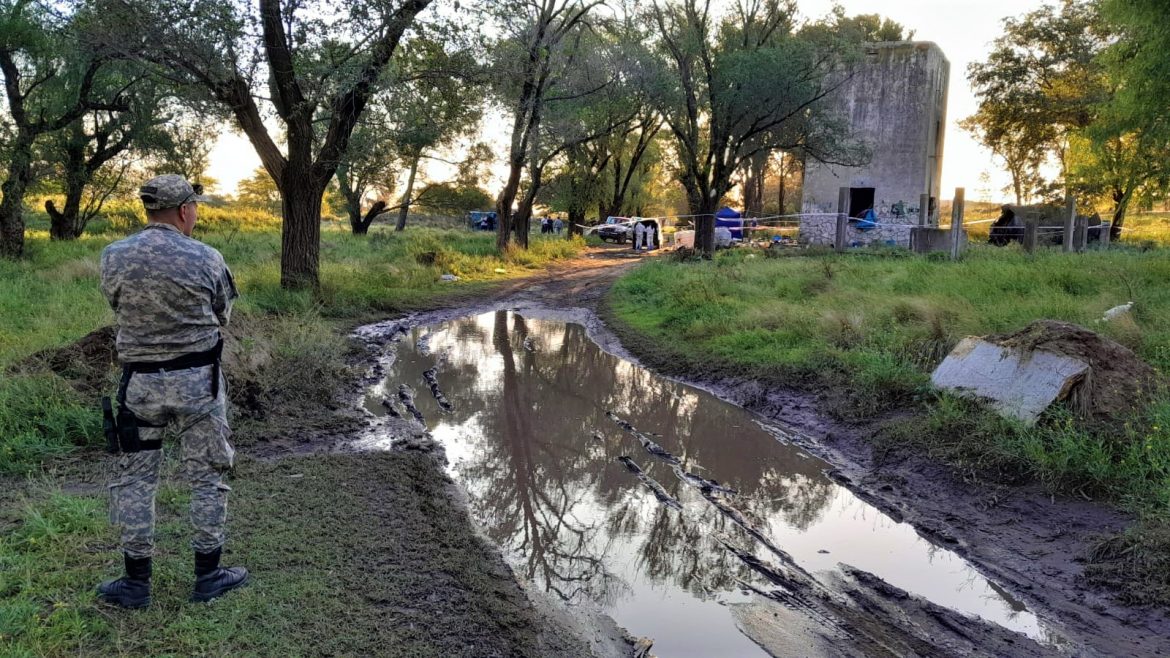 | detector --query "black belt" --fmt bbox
[121,339,224,400]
